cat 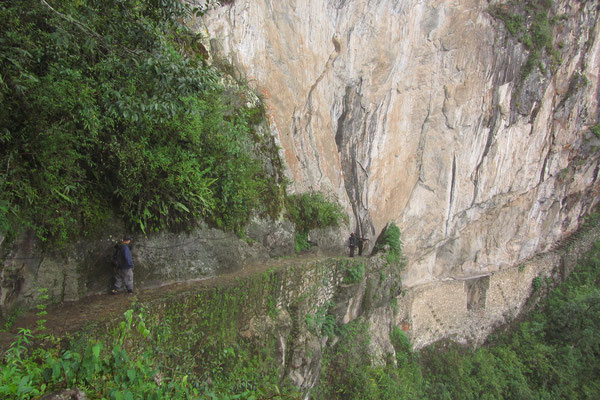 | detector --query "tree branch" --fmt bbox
[39,0,141,57]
